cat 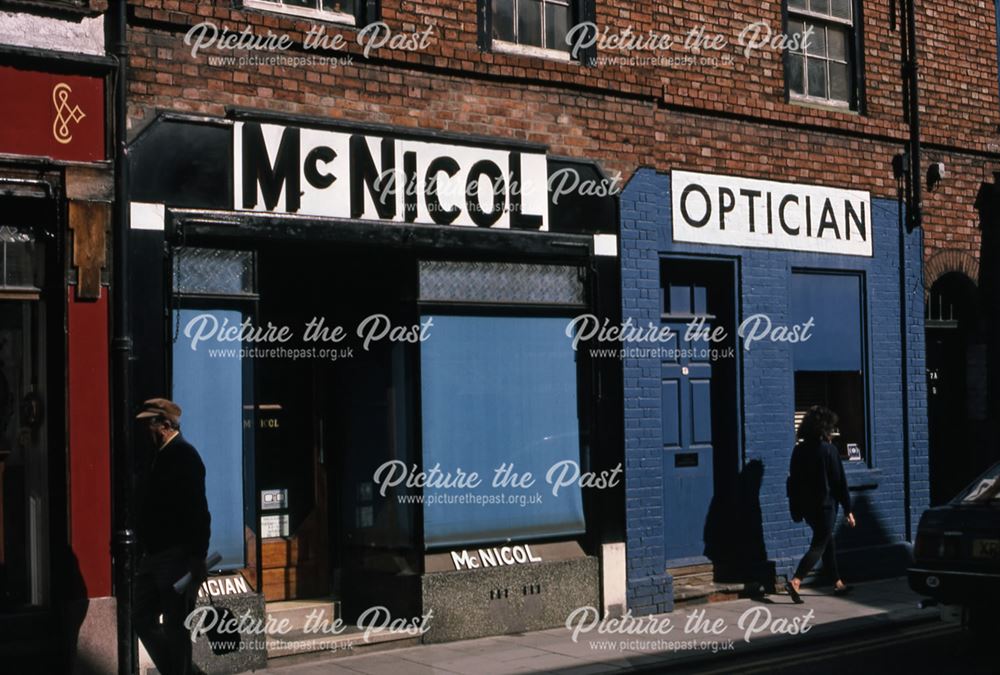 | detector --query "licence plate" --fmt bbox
[973,539,1000,559]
